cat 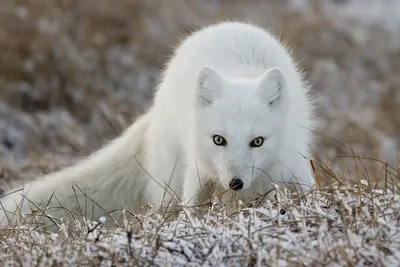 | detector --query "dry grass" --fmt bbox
[1,173,400,266]
[1,156,400,266]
